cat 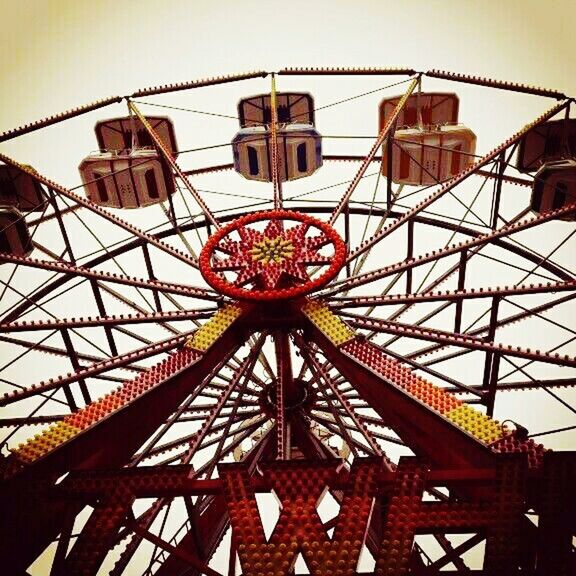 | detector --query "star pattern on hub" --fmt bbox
[212,219,332,290]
